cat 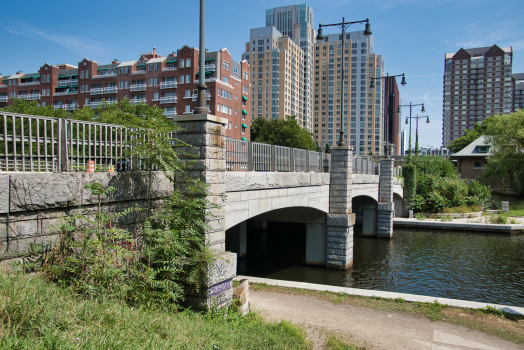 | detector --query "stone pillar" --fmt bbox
[306,223,326,265]
[327,146,355,269]
[174,114,236,309]
[377,158,394,239]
